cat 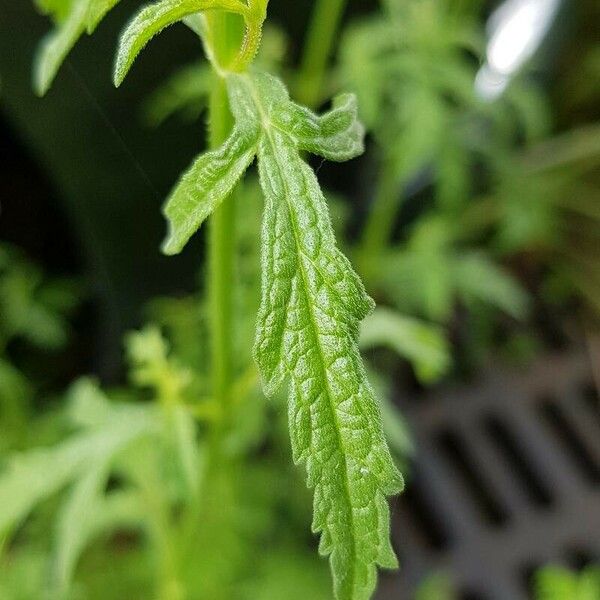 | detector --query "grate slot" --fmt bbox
[483,415,553,508]
[519,562,542,597]
[566,547,597,570]
[397,480,450,551]
[459,589,487,600]
[436,430,508,526]
[580,382,600,430]
[538,399,600,484]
